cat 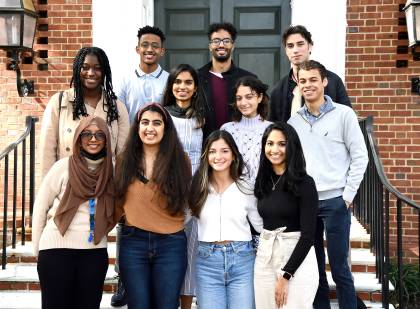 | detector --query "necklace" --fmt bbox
[271,175,282,191]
